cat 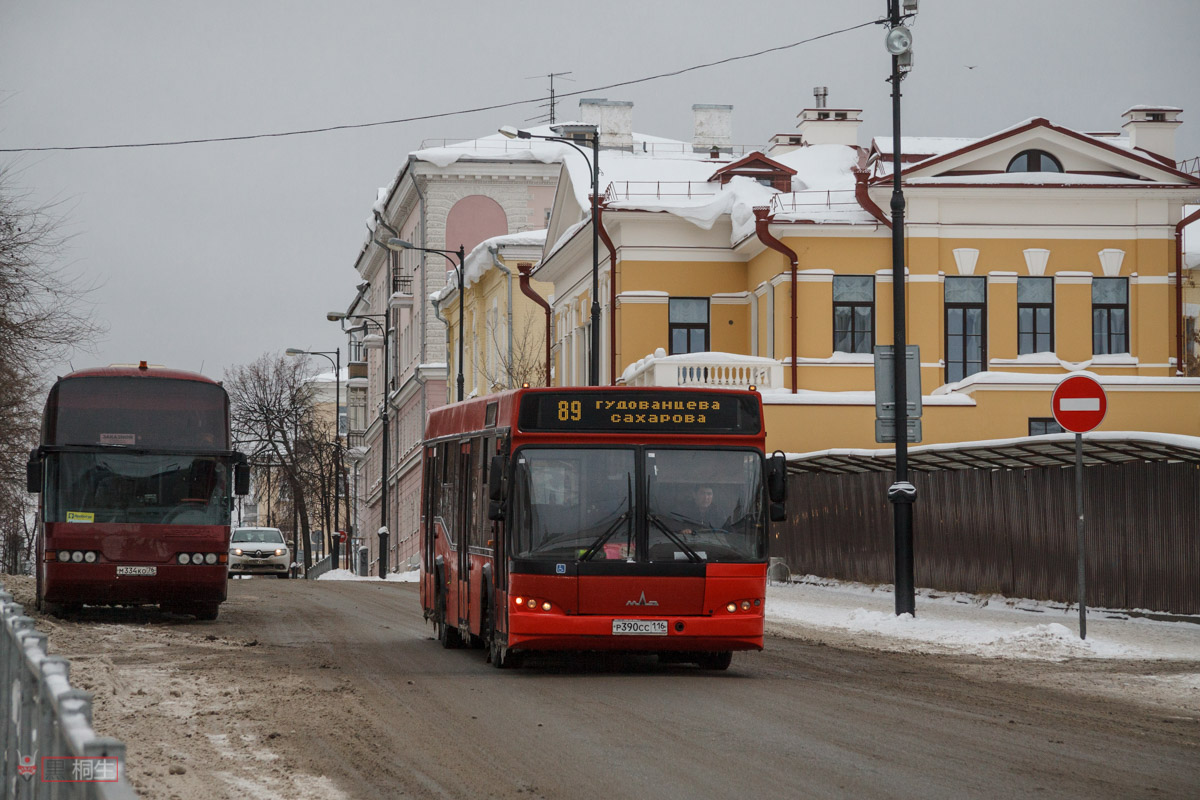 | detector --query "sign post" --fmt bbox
[1051,374,1108,640]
